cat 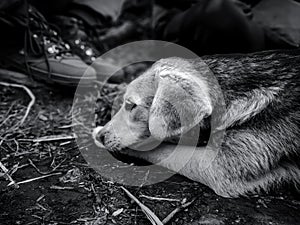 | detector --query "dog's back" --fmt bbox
[203,49,300,99]
[203,49,300,154]
[193,49,300,195]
